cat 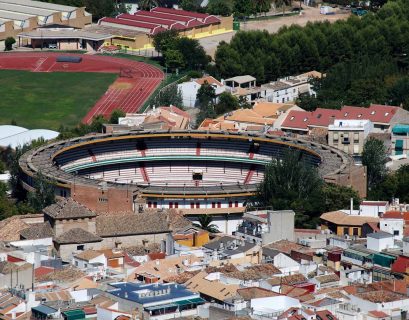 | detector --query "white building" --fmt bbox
[261,71,322,104]
[223,75,265,105]
[178,76,226,108]
[251,296,301,317]
[380,216,403,240]
[328,119,374,156]
[359,201,388,217]
[366,232,394,251]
